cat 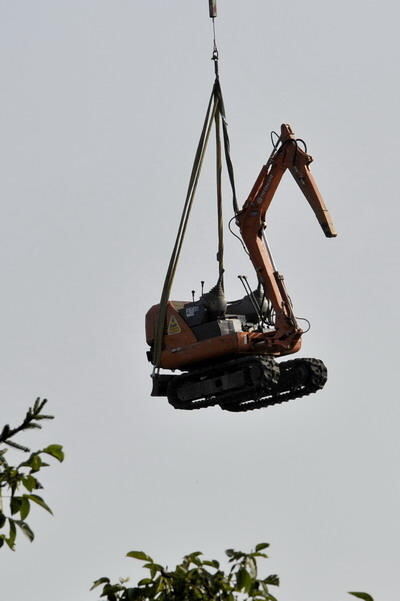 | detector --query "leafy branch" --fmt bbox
[0,398,64,551]
[91,544,279,601]
[91,544,375,601]
[0,398,54,451]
